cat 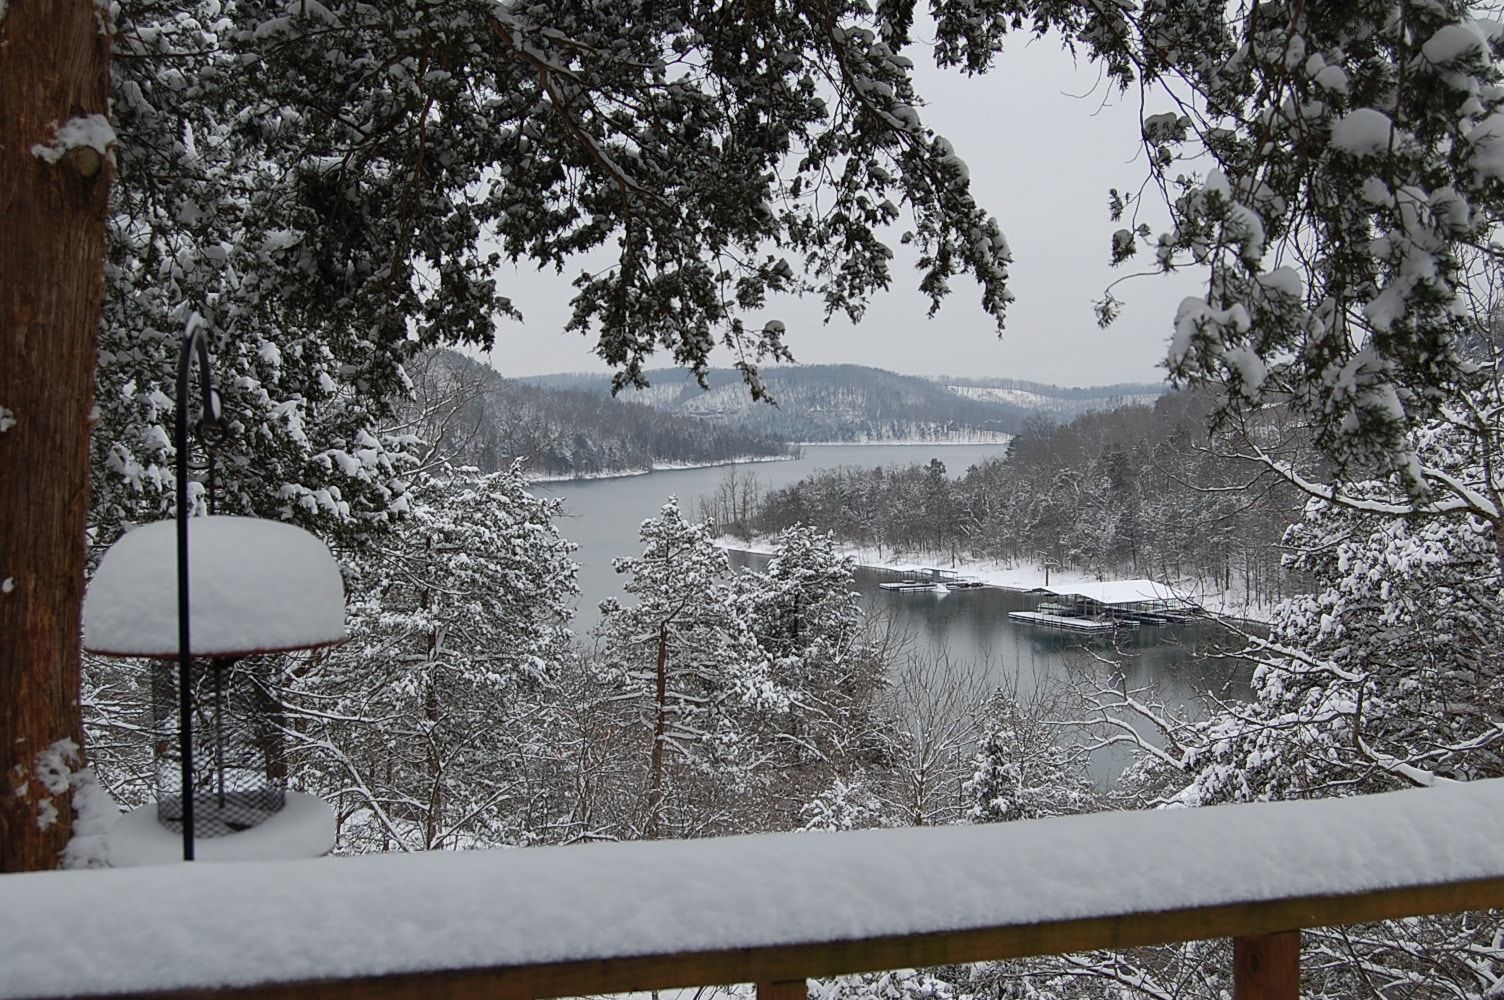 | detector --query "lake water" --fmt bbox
[536,445,1248,722]
[535,443,1014,629]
